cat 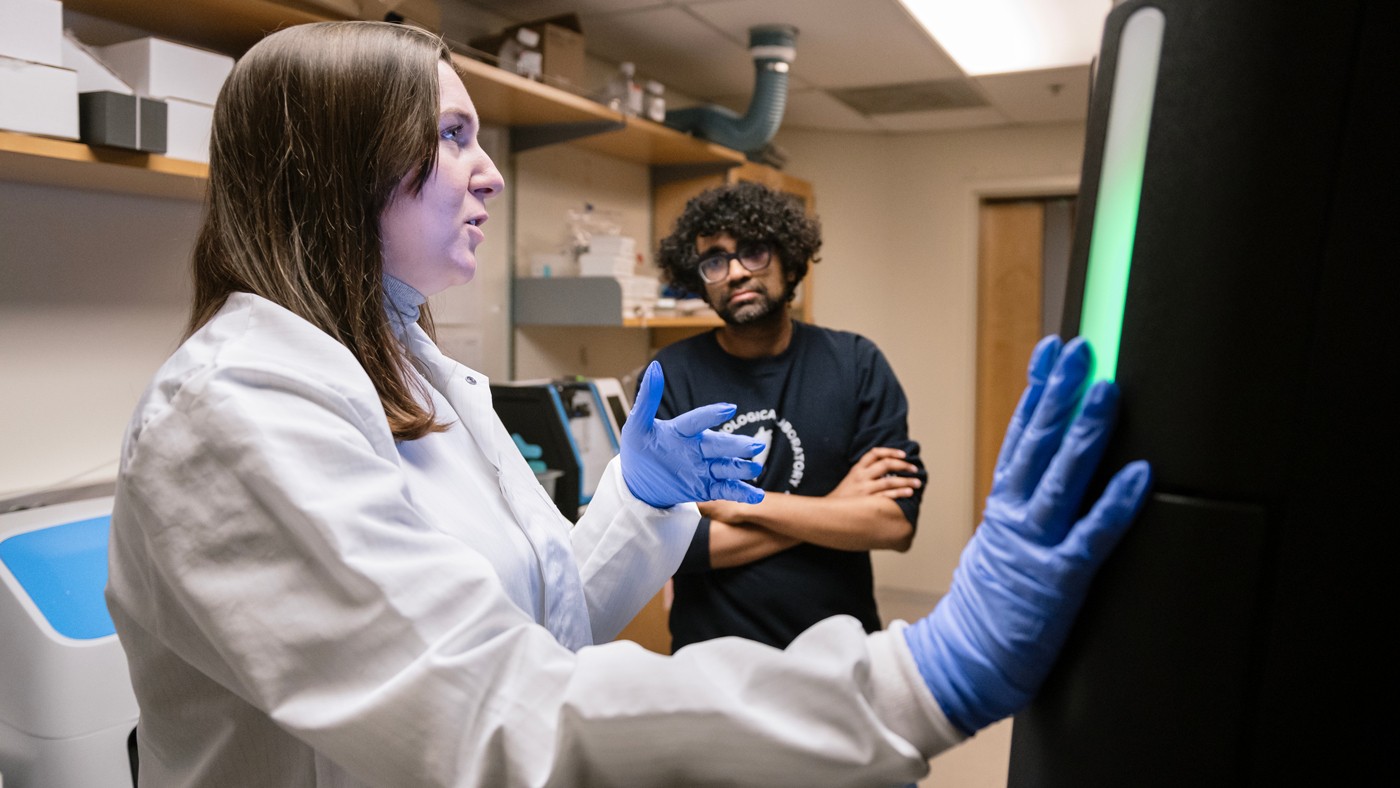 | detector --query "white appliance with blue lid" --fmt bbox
[0,492,138,788]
